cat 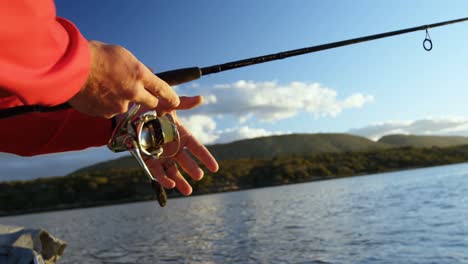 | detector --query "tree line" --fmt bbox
[2,145,468,215]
